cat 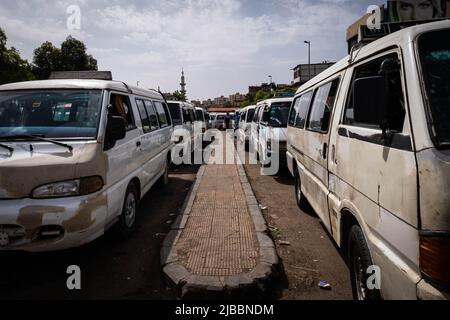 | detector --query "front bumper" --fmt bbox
[0,191,108,252]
